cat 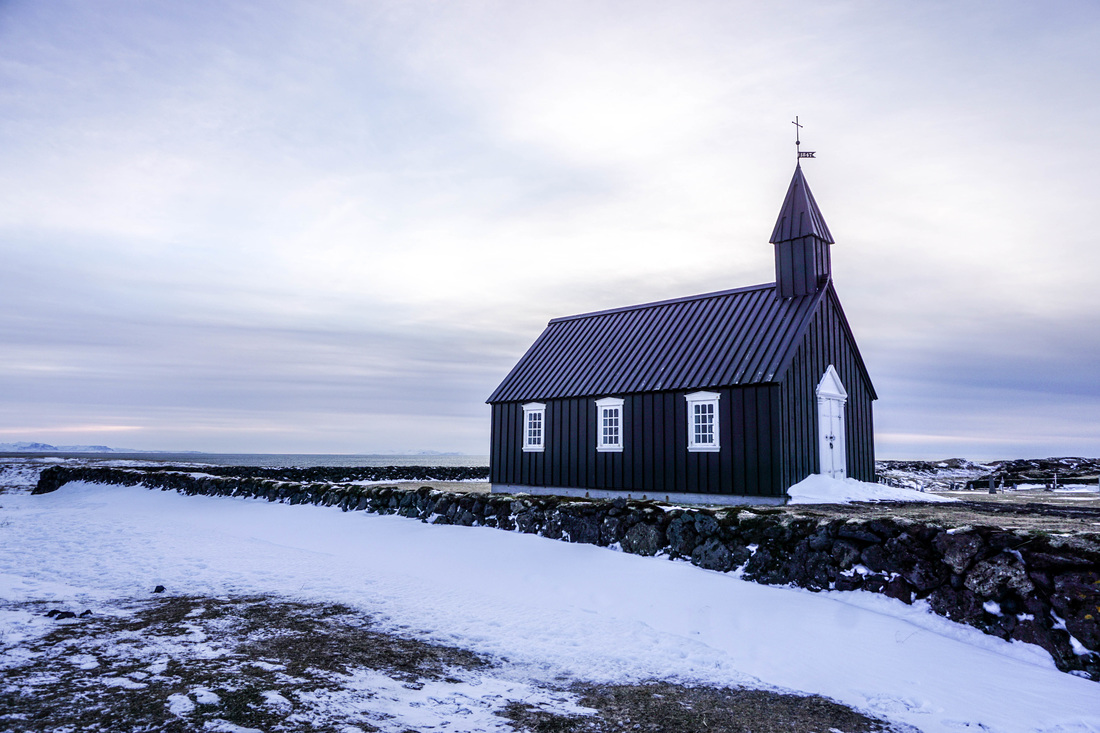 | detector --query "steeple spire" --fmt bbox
[770,163,834,298]
[769,164,834,244]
